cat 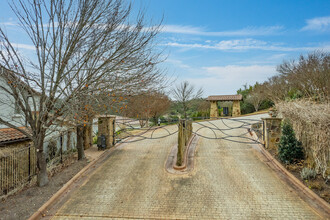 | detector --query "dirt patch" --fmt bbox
[0,159,88,220]
[267,148,330,203]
